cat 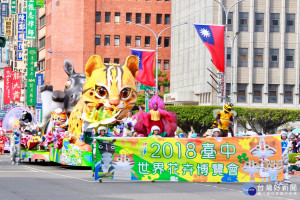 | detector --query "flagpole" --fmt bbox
[214,0,245,107]
[126,21,188,95]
